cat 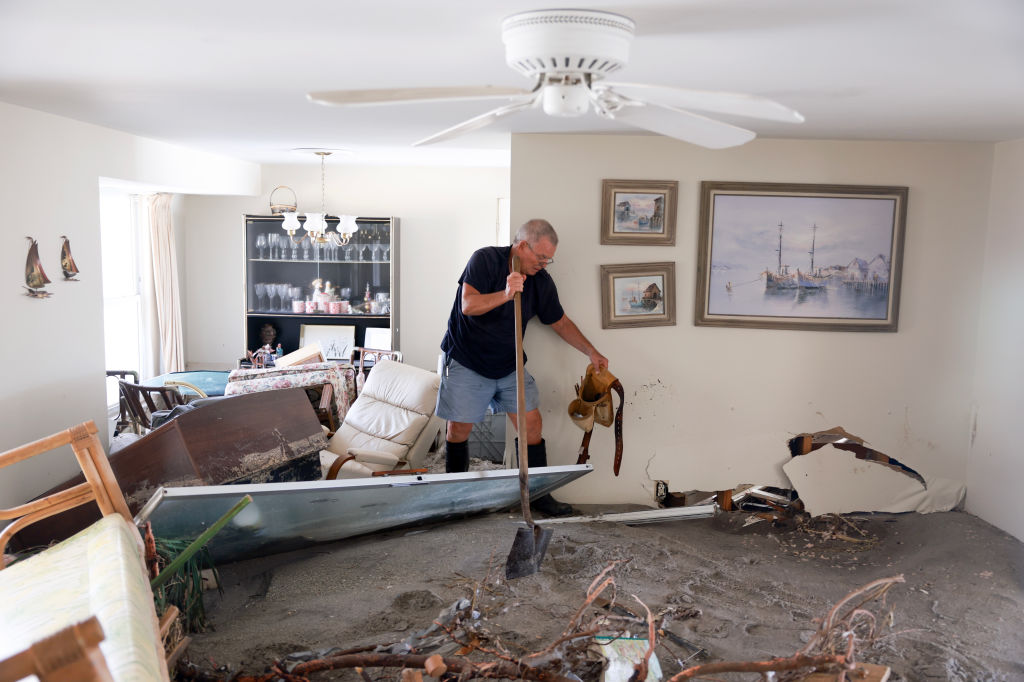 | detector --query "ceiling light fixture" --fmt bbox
[280,150,359,246]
